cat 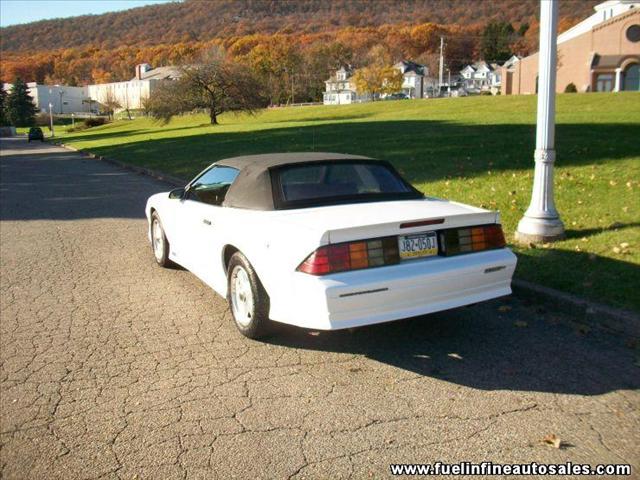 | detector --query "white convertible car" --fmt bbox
[146,153,517,338]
